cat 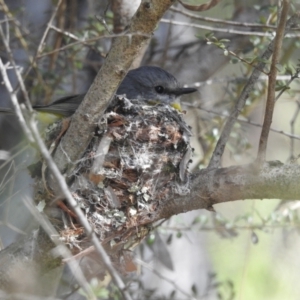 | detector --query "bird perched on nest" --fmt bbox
[0,66,197,124]
[29,66,197,273]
